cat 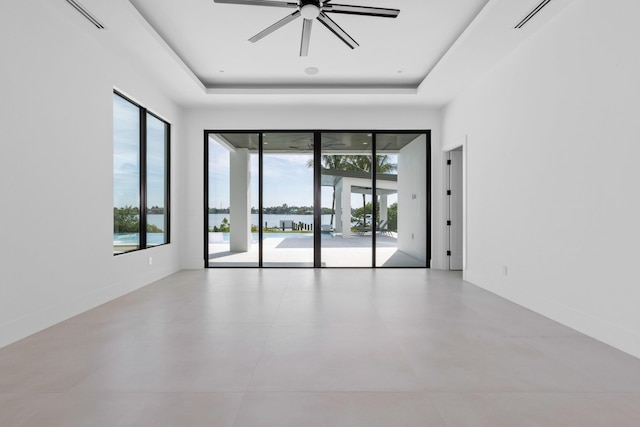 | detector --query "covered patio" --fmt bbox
[321,169,398,239]
[208,233,425,267]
